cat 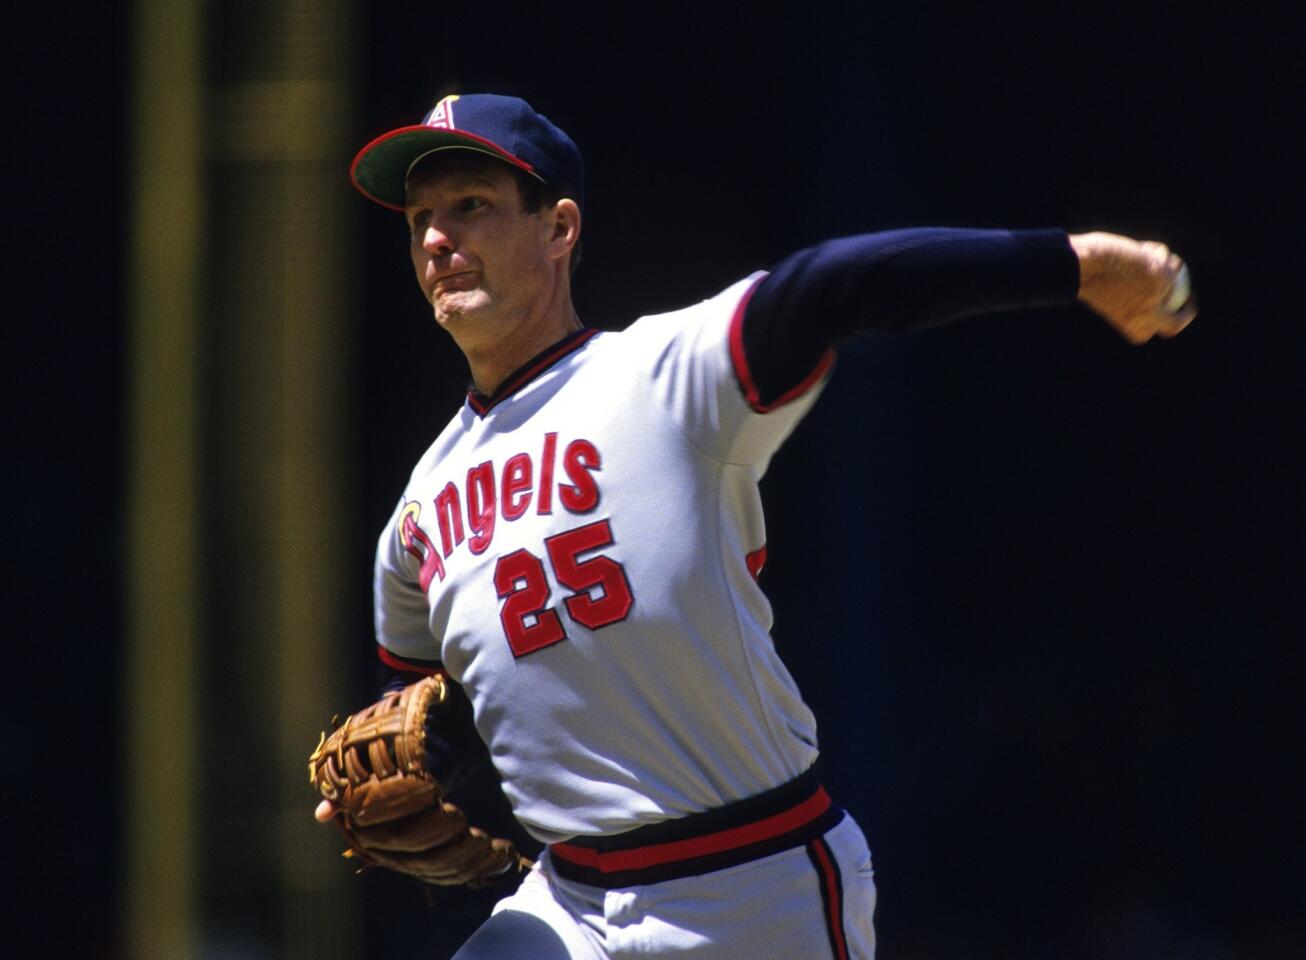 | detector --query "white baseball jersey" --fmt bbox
[373,274,834,844]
